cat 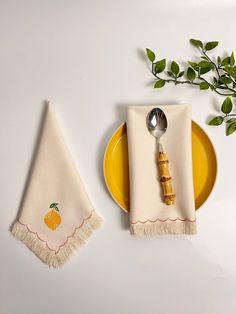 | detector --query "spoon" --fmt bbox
[146,108,175,205]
